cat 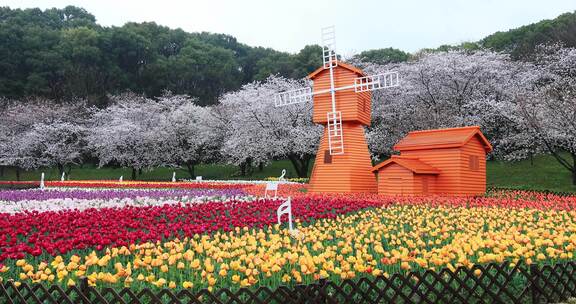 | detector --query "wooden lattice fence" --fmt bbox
[2,261,576,303]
